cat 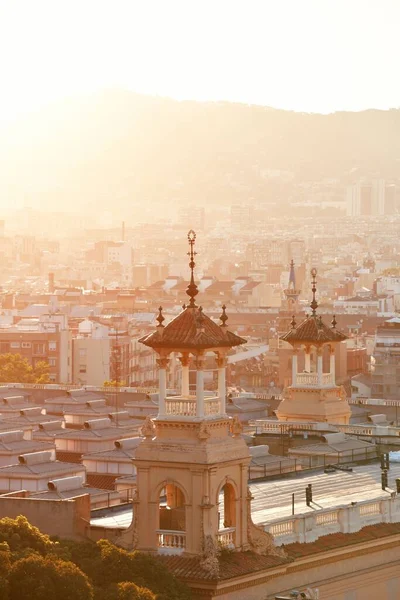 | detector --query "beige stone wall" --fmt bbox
[0,493,90,540]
